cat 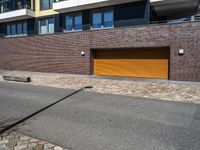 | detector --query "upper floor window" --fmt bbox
[6,22,27,37]
[65,13,82,31]
[41,0,54,10]
[92,9,113,29]
[39,17,54,34]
